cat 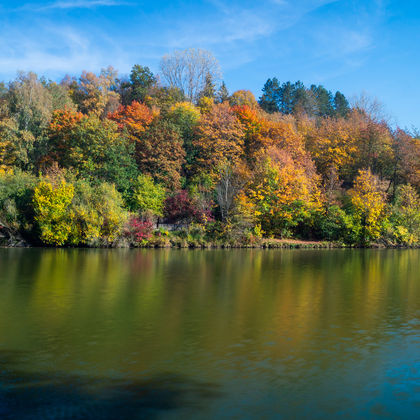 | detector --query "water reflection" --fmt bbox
[0,249,419,419]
